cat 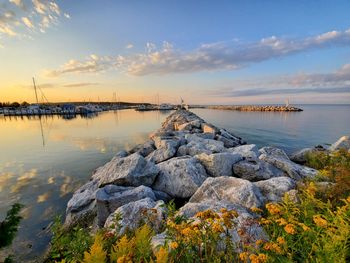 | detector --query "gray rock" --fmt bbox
[233,159,286,181]
[329,136,350,151]
[185,134,226,156]
[153,190,173,202]
[147,136,180,163]
[216,134,240,147]
[176,145,189,156]
[104,198,165,235]
[96,185,156,226]
[189,177,265,208]
[259,147,318,180]
[290,146,327,164]
[66,180,99,213]
[95,153,159,187]
[254,177,296,203]
[229,144,260,160]
[195,152,242,177]
[152,156,208,198]
[129,140,155,157]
